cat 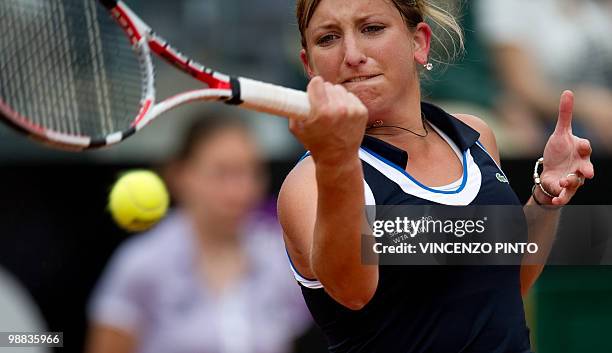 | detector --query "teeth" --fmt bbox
[347,75,376,83]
